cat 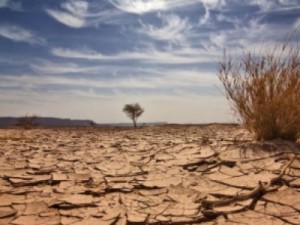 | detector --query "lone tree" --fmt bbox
[123,103,144,128]
[218,40,300,141]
